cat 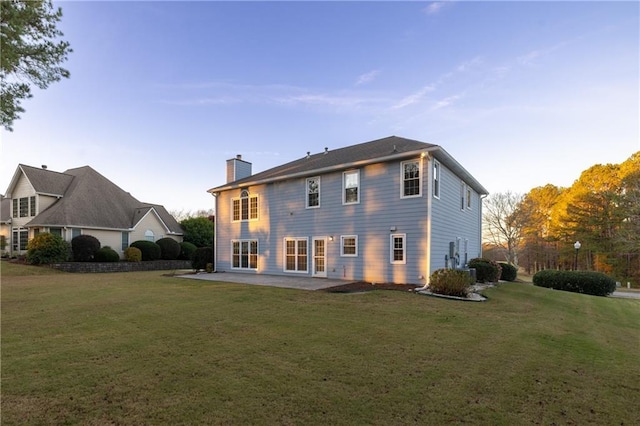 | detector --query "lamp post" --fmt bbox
[574,241,581,271]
